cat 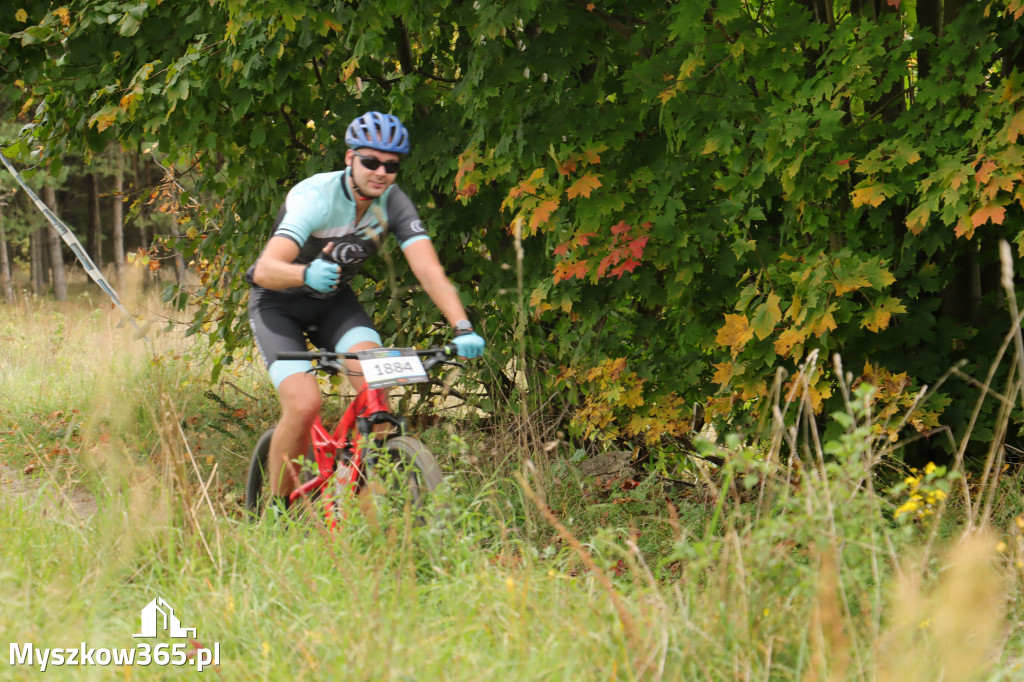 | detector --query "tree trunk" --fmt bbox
[112,151,126,289]
[916,0,941,82]
[166,167,188,287]
[42,184,68,301]
[88,171,103,270]
[30,227,45,296]
[0,207,14,303]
